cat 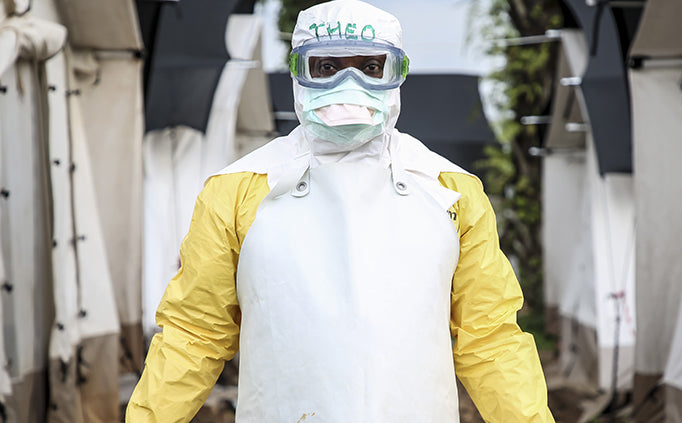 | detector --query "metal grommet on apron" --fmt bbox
[292,168,311,198]
[235,145,462,422]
